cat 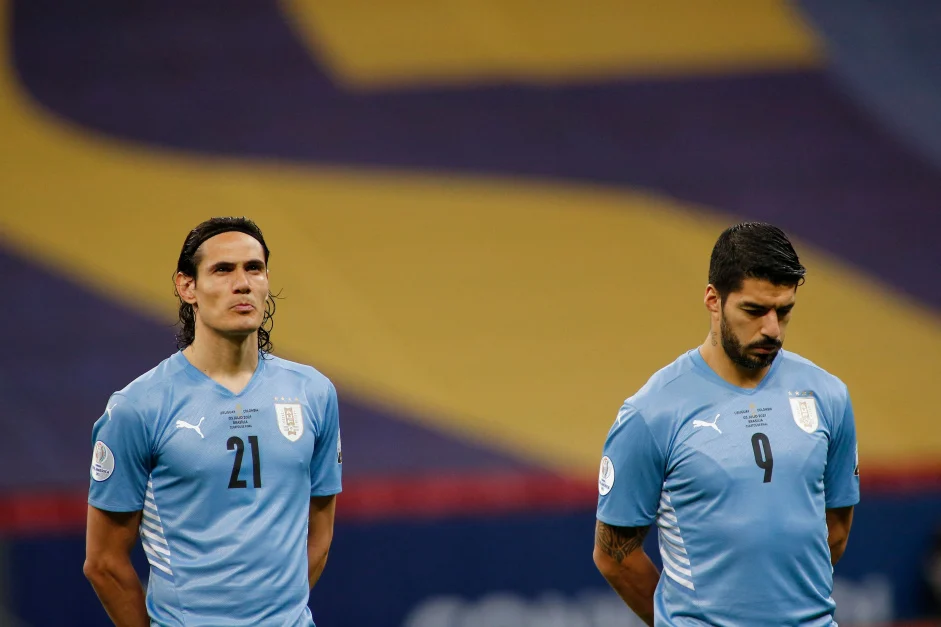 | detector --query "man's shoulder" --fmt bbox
[625,350,700,418]
[265,355,334,394]
[111,353,185,407]
[777,350,849,397]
